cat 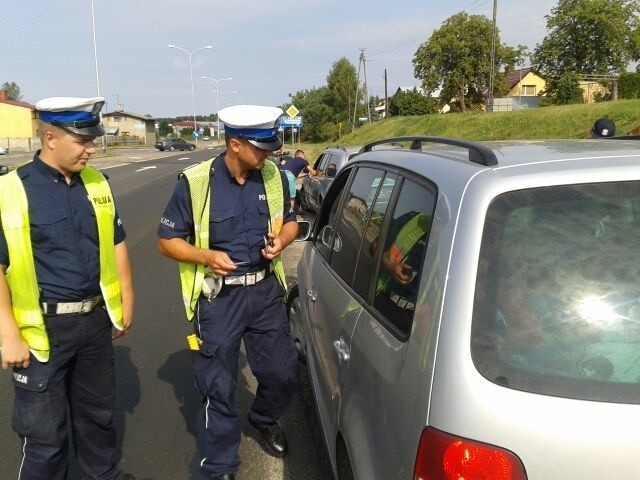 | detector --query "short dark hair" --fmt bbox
[295,149,304,157]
